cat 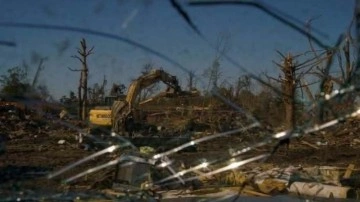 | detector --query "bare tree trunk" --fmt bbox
[282,54,296,129]
[78,76,82,120]
[70,38,94,121]
[234,78,241,100]
[100,75,107,101]
[344,37,351,80]
[31,58,46,88]
[300,79,314,102]
[187,71,194,90]
[318,51,334,122]
[81,41,89,120]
